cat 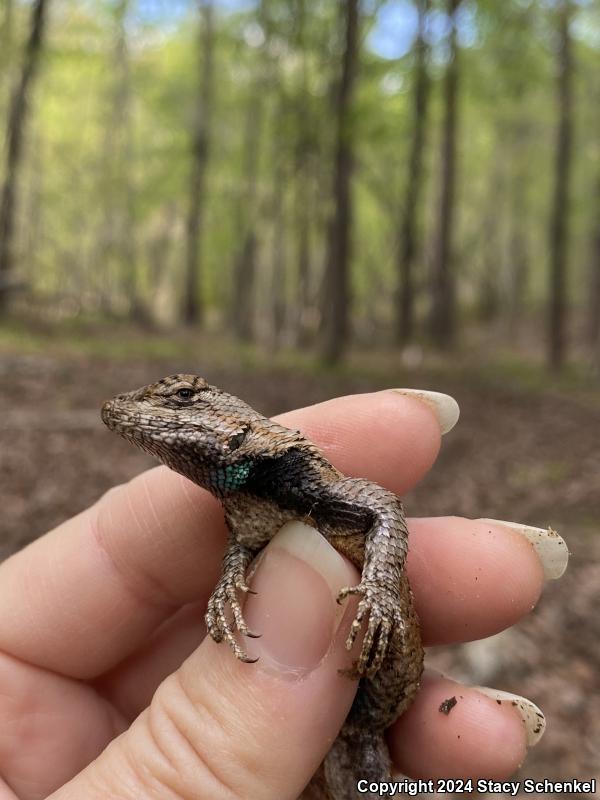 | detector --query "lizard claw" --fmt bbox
[236,580,257,596]
[336,584,362,605]
[205,571,259,663]
[336,581,400,679]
